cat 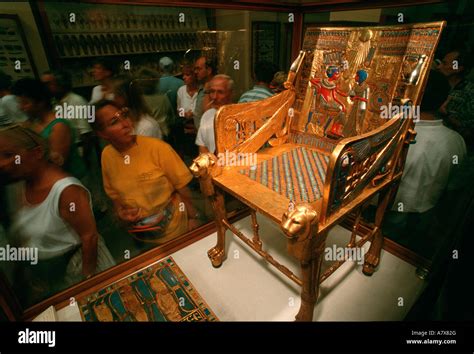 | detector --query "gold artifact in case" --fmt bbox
[191,21,445,321]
